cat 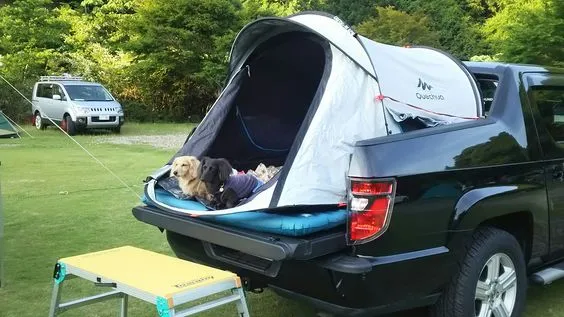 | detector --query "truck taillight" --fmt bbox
[347,178,396,245]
